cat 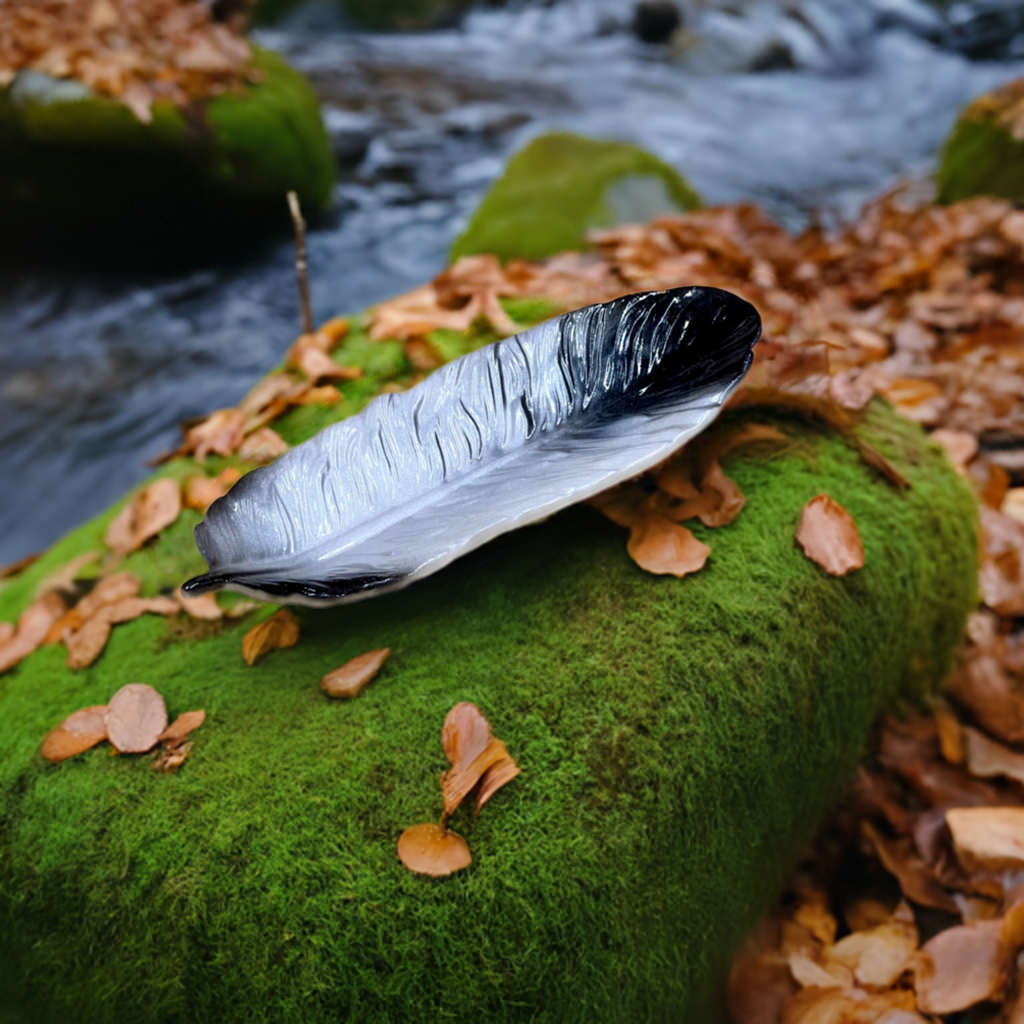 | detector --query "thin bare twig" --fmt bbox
[286,190,314,336]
